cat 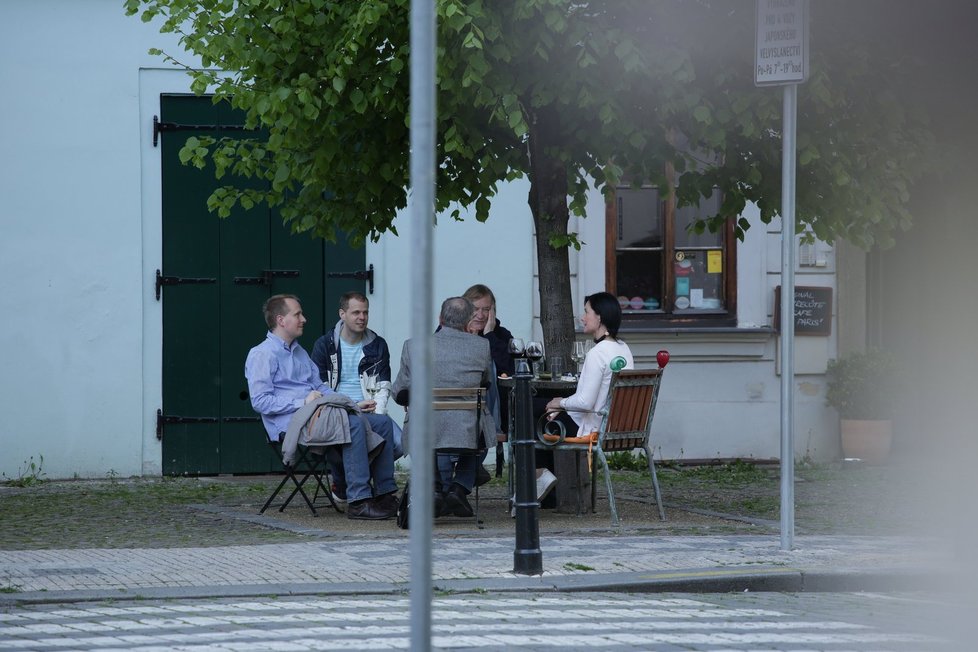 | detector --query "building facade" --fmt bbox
[0,0,852,480]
